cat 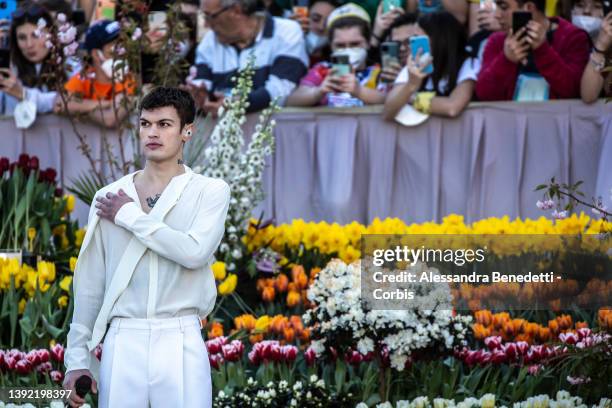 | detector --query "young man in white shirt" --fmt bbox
[62,87,230,408]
